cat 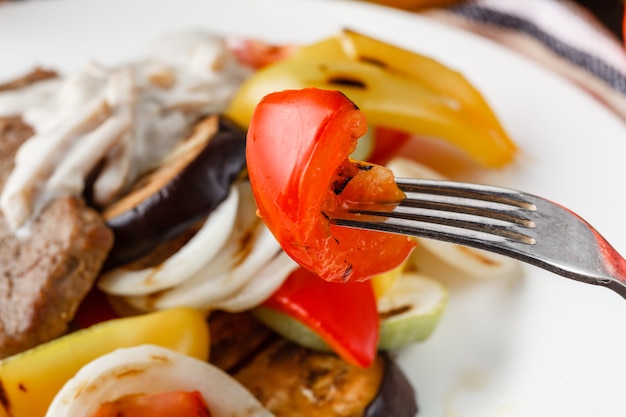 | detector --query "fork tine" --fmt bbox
[397,194,535,228]
[396,181,536,229]
[331,209,532,249]
[348,203,537,245]
[332,178,537,246]
[395,178,536,210]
